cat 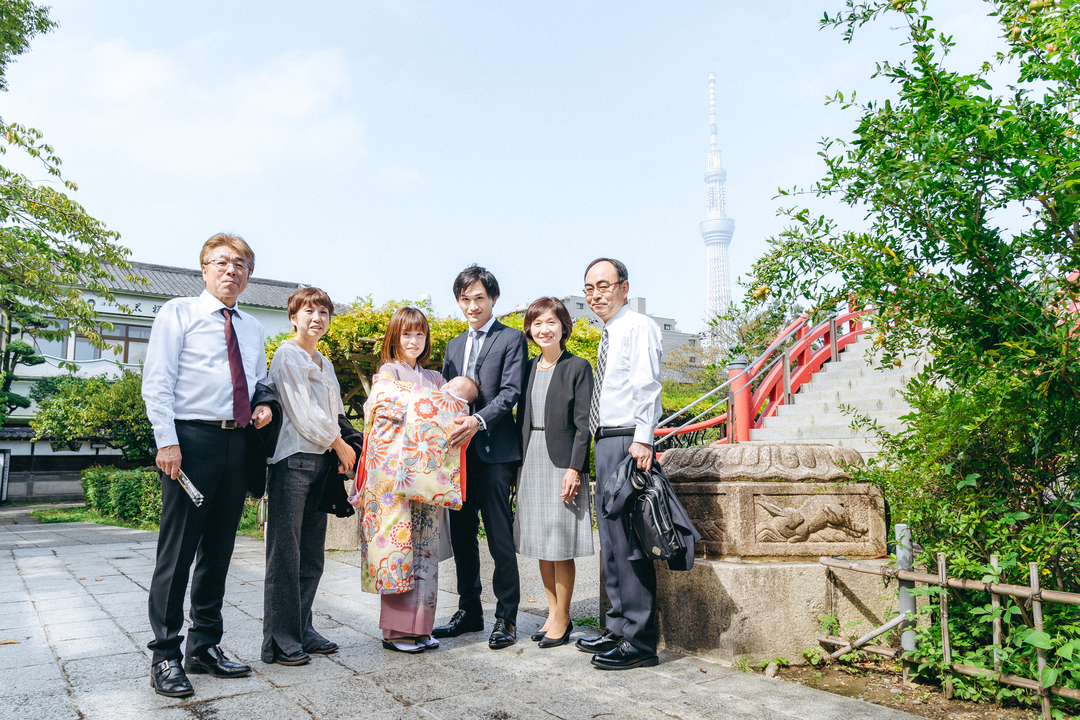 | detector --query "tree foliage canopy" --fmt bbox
[0,0,137,426]
[747,0,1080,702]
